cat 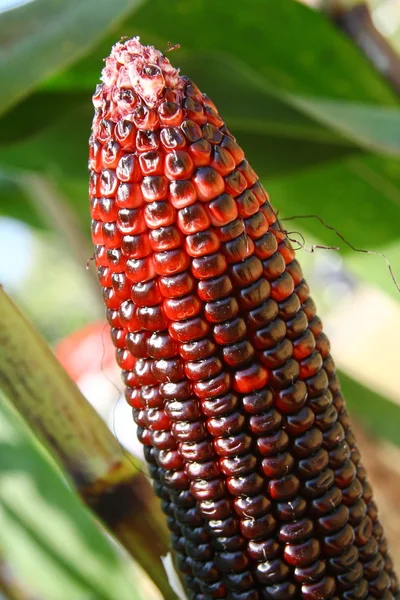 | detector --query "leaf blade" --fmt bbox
[0,0,146,116]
